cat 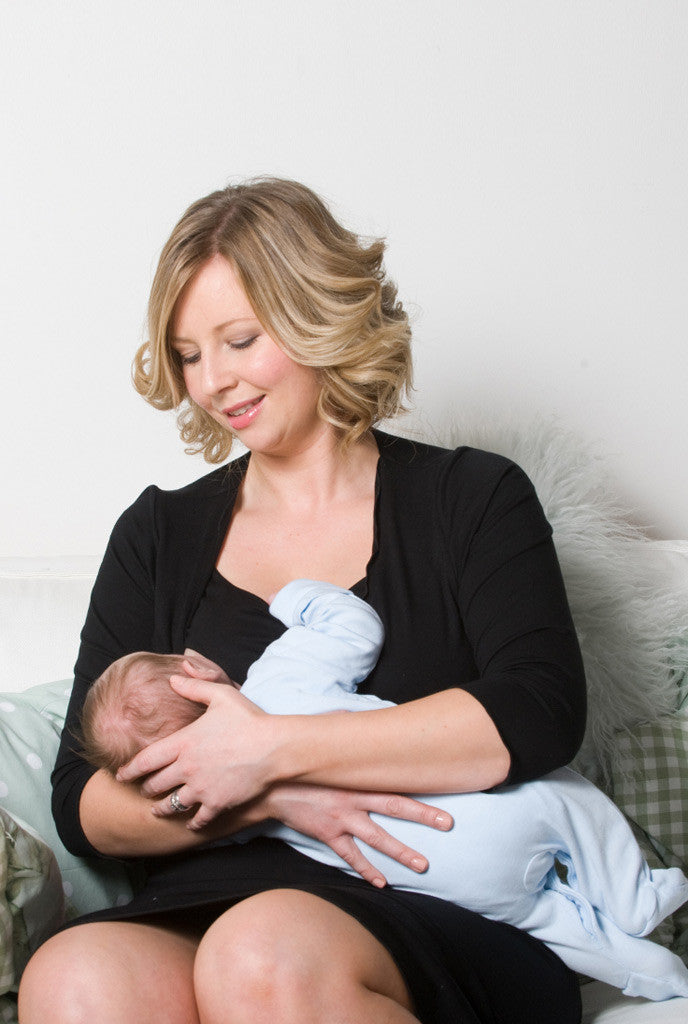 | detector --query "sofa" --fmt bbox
[1,426,687,1023]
